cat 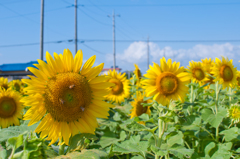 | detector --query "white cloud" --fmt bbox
[105,42,240,72]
